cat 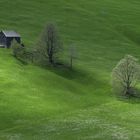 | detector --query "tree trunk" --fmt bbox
[125,86,131,96]
[49,54,53,64]
[70,57,73,69]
